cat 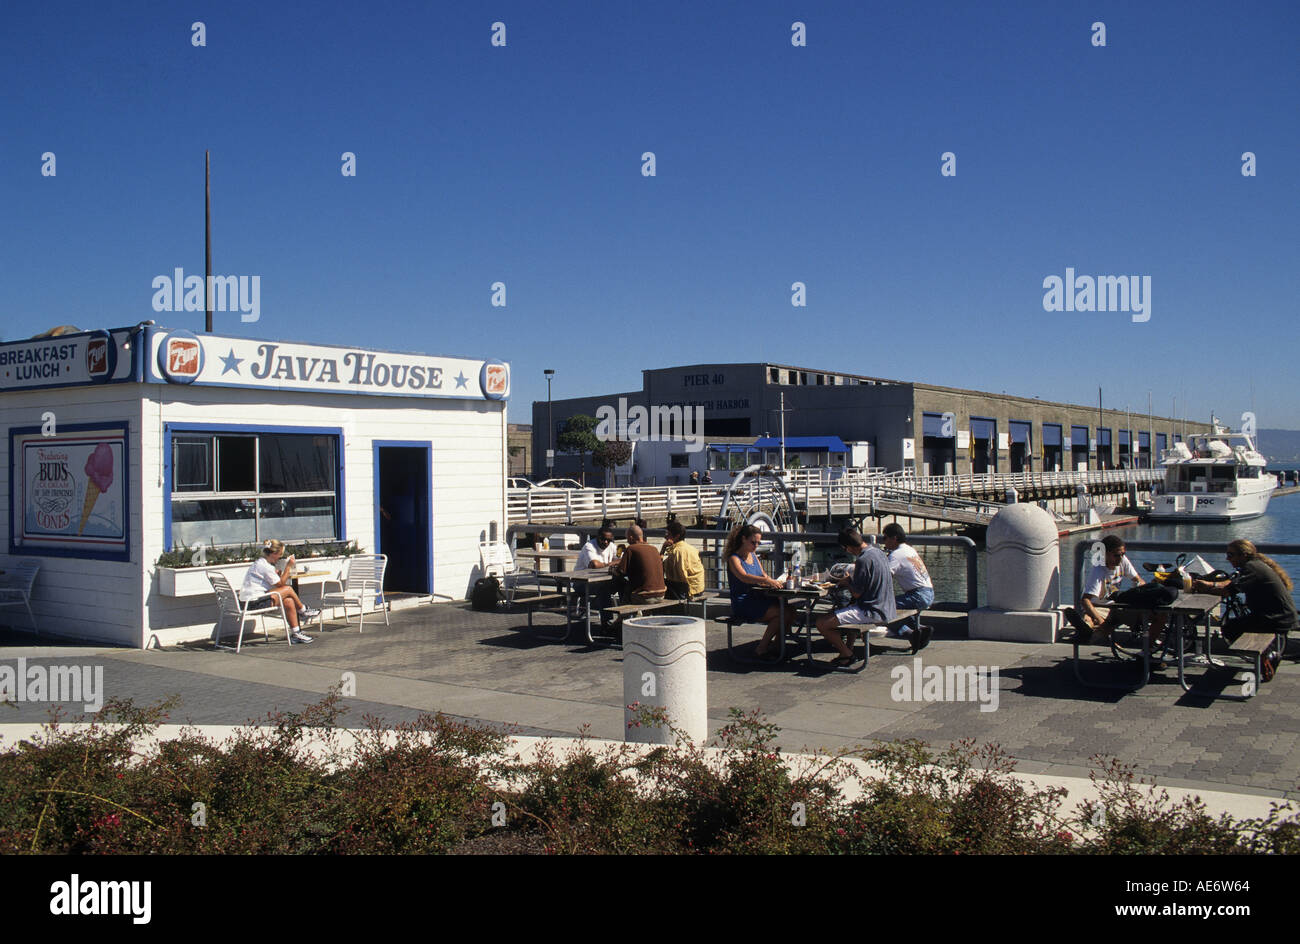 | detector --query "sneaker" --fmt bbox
[911,624,934,653]
[885,626,911,639]
[291,631,314,644]
[299,608,320,620]
[1262,650,1279,683]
